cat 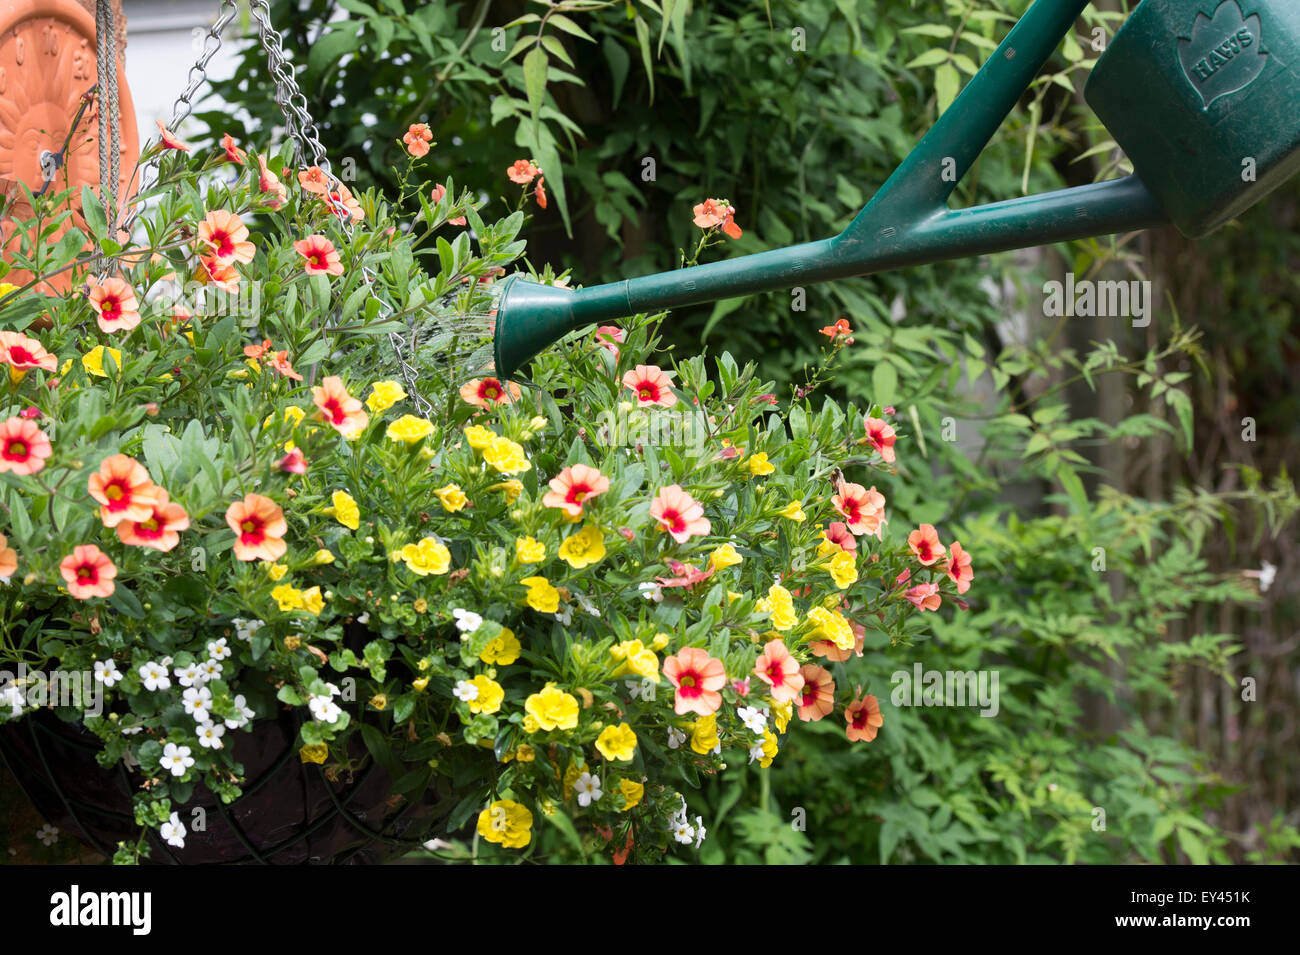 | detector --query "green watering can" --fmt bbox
[492,0,1300,379]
